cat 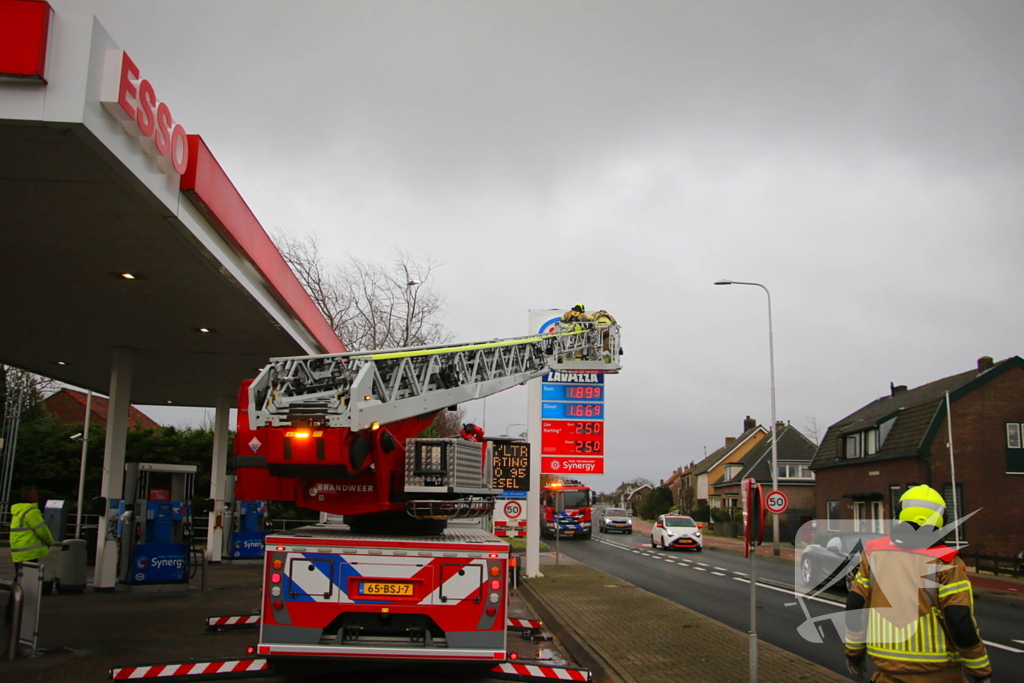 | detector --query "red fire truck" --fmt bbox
[540,481,594,540]
[110,323,620,682]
